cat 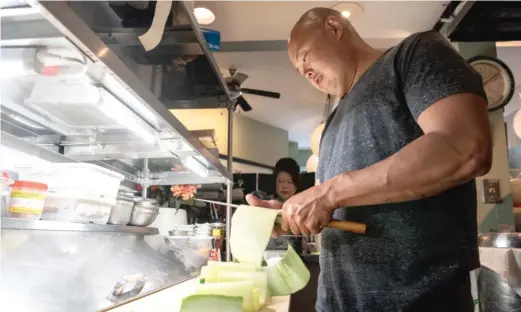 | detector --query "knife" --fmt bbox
[195,198,367,234]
